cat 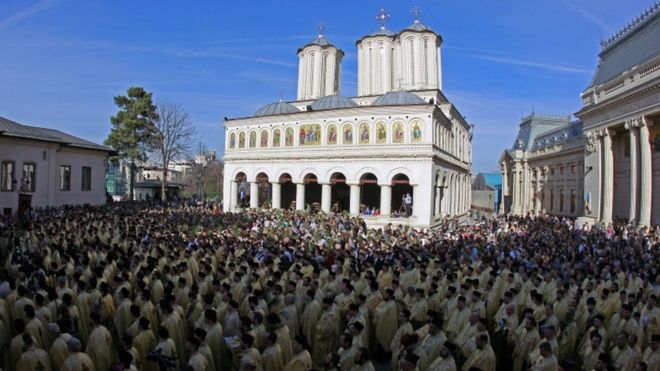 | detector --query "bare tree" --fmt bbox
[152,102,196,201]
